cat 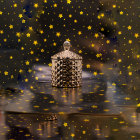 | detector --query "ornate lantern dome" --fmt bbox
[51,41,82,88]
